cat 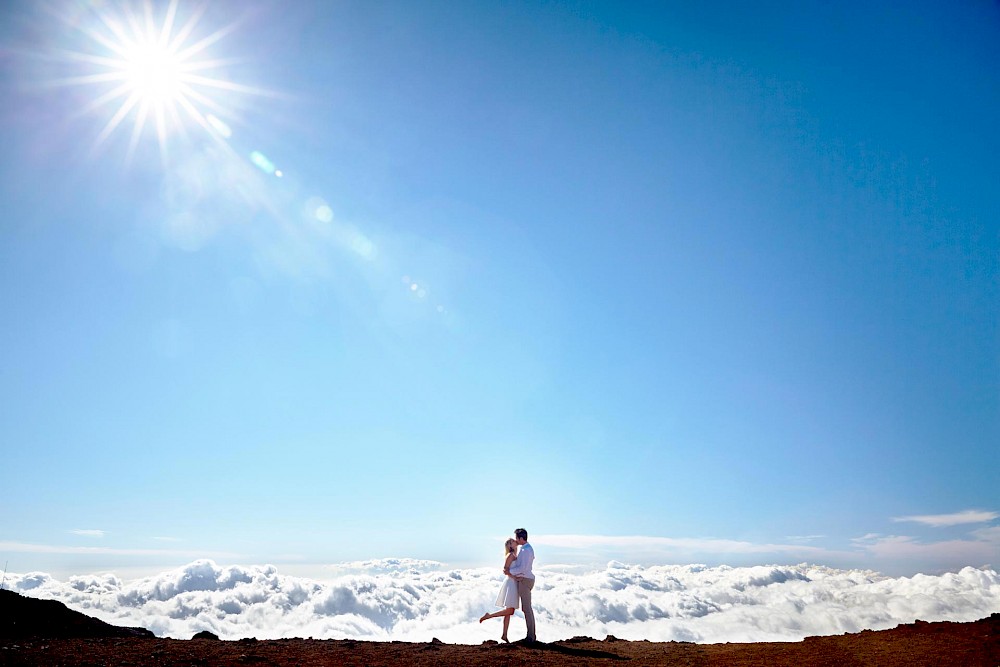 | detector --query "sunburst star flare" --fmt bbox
[46,0,271,163]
